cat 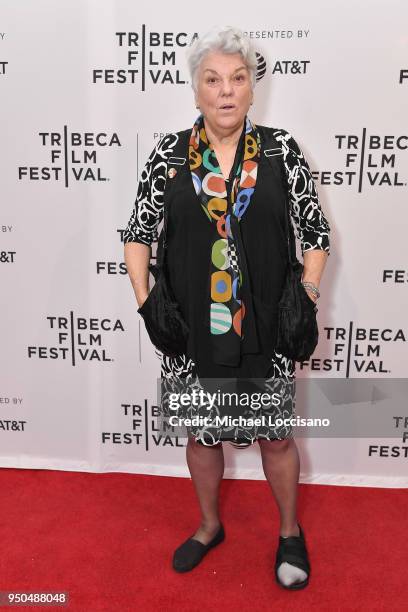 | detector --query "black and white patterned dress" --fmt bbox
[124,125,331,447]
